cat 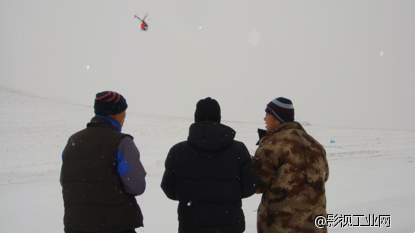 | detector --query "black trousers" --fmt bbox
[118,230,136,233]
